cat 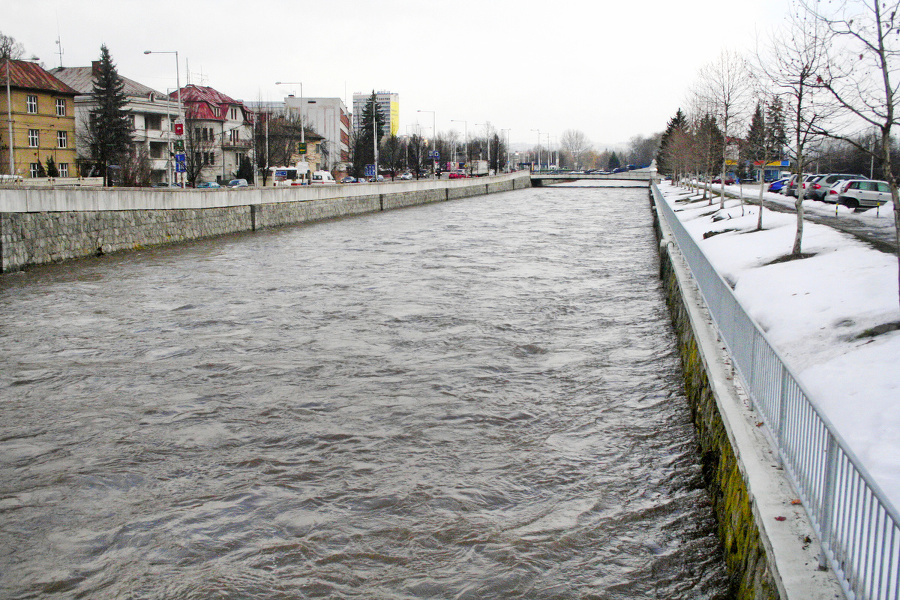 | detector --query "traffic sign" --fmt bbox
[174,153,186,163]
[174,122,184,136]
[175,162,186,173]
[365,164,376,178]
[173,139,184,152]
[298,142,307,153]
[430,151,440,160]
